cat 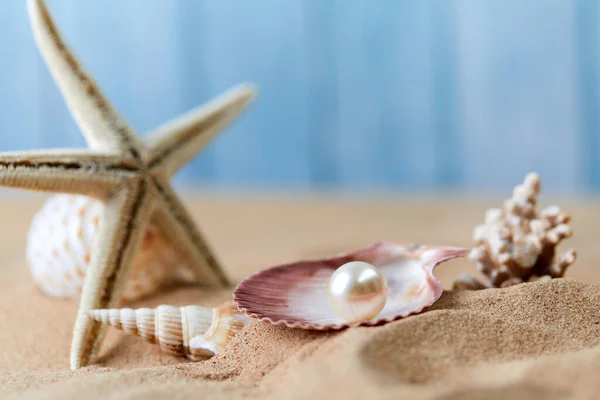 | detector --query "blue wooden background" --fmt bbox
[0,0,598,193]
